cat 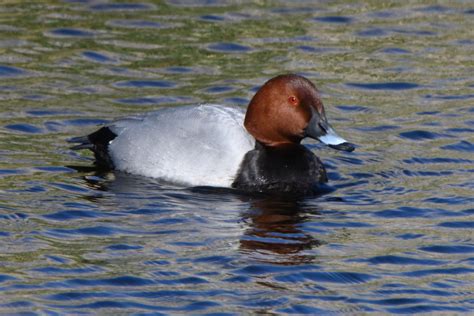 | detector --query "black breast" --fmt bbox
[232,142,328,195]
